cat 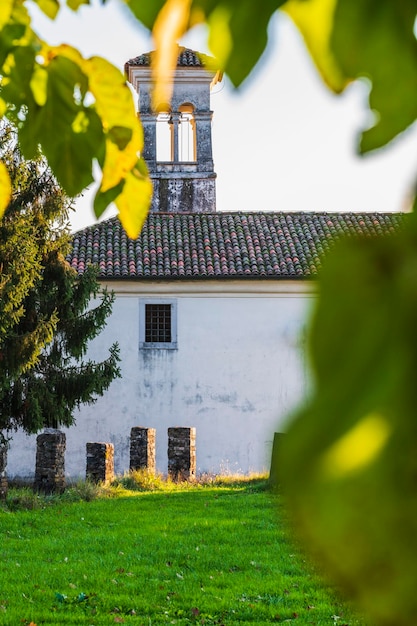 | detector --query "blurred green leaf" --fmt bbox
[126,0,284,87]
[193,0,285,86]
[197,0,283,87]
[279,213,417,625]
[283,0,348,94]
[108,125,132,150]
[331,0,417,152]
[283,0,417,151]
[0,0,33,70]
[124,0,166,30]
[1,44,37,111]
[94,179,124,218]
